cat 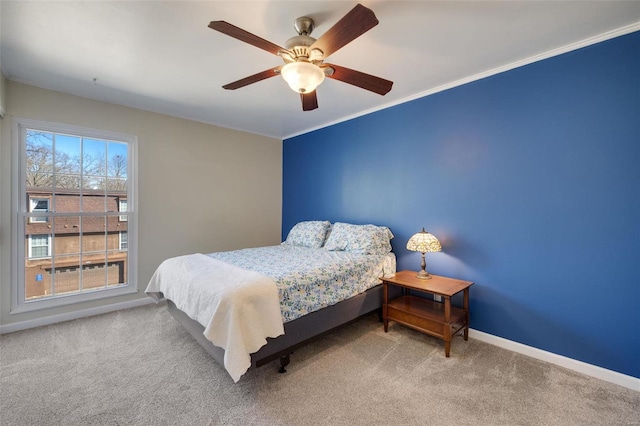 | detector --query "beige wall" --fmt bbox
[0,81,282,327]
